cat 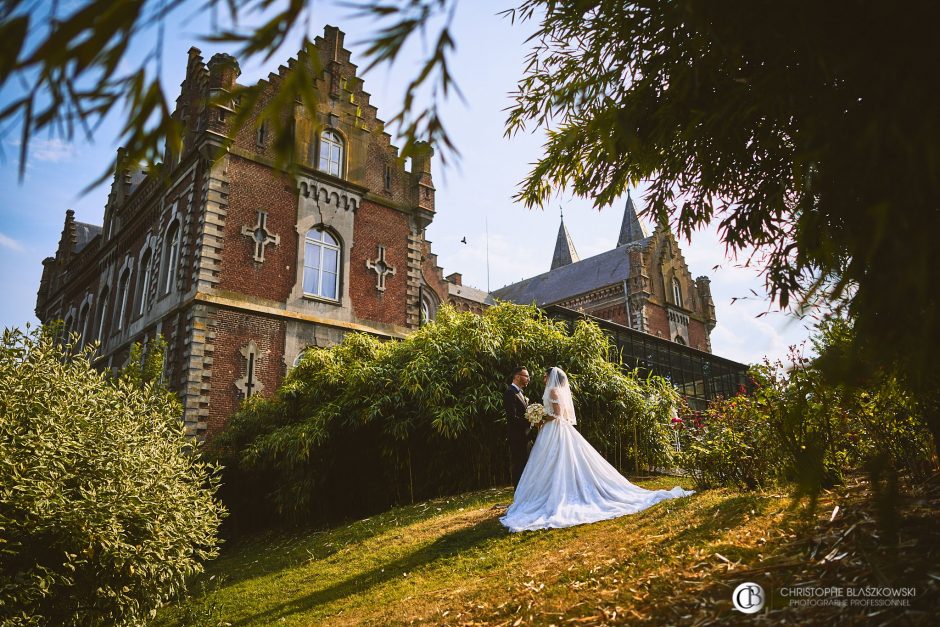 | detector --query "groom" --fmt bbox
[504,366,532,488]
